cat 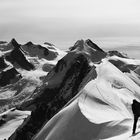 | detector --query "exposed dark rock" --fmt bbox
[8,53,92,140]
[134,66,140,75]
[0,57,7,70]
[108,50,127,58]
[55,59,67,73]
[44,42,54,46]
[69,39,106,62]
[10,38,20,49]
[7,39,105,139]
[70,39,105,52]
[69,39,85,51]
[1,39,35,70]
[109,59,137,73]
[0,119,6,126]
[0,41,7,44]
[25,41,33,46]
[21,43,58,60]
[0,39,18,51]
[5,47,34,71]
[85,39,104,52]
[0,68,22,87]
